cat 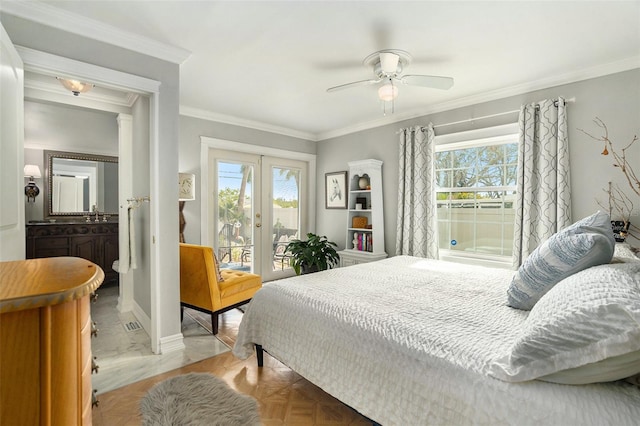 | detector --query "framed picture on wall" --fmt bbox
[325,171,348,209]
